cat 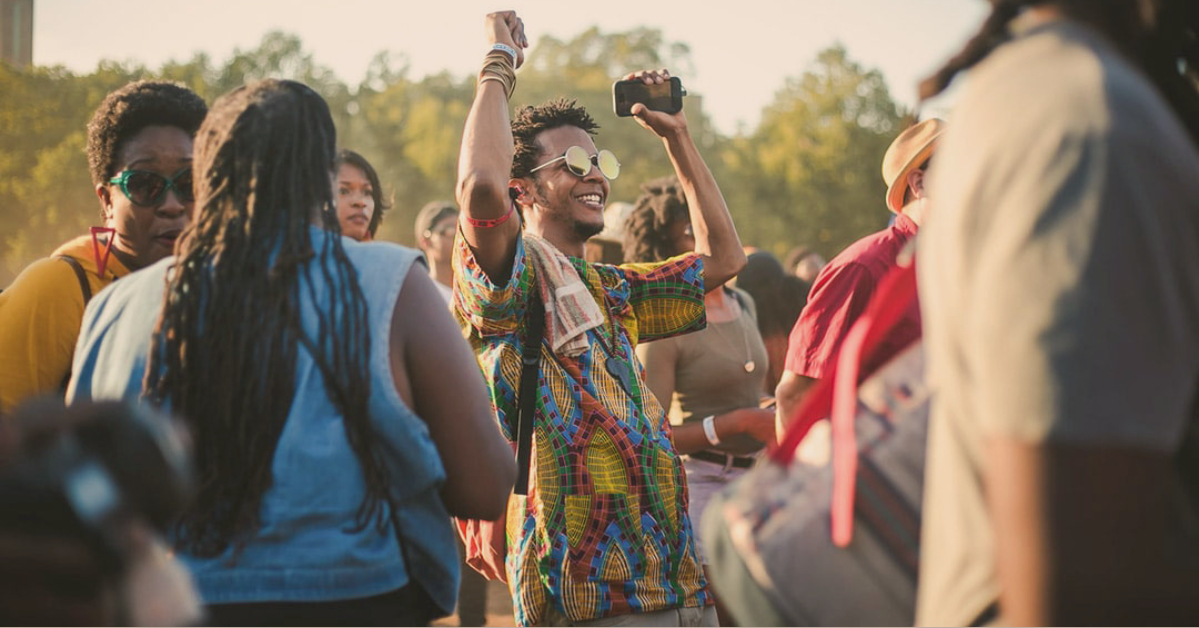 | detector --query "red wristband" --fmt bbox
[464,201,515,229]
